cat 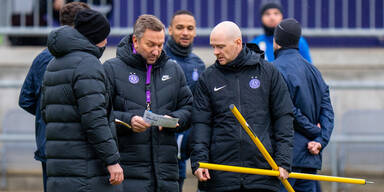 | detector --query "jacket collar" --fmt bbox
[274,48,300,59]
[165,36,192,57]
[215,43,264,71]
